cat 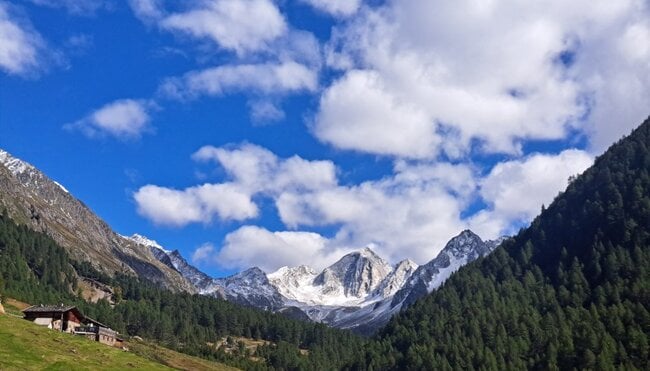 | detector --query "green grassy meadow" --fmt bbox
[0,313,237,371]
